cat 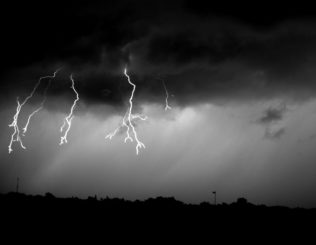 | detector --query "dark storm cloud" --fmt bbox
[256,105,287,140]
[257,105,287,125]
[2,1,316,107]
